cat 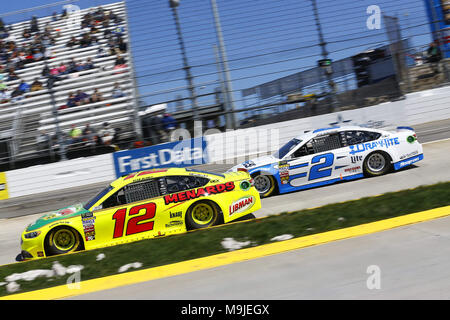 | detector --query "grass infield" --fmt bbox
[1,181,449,297]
